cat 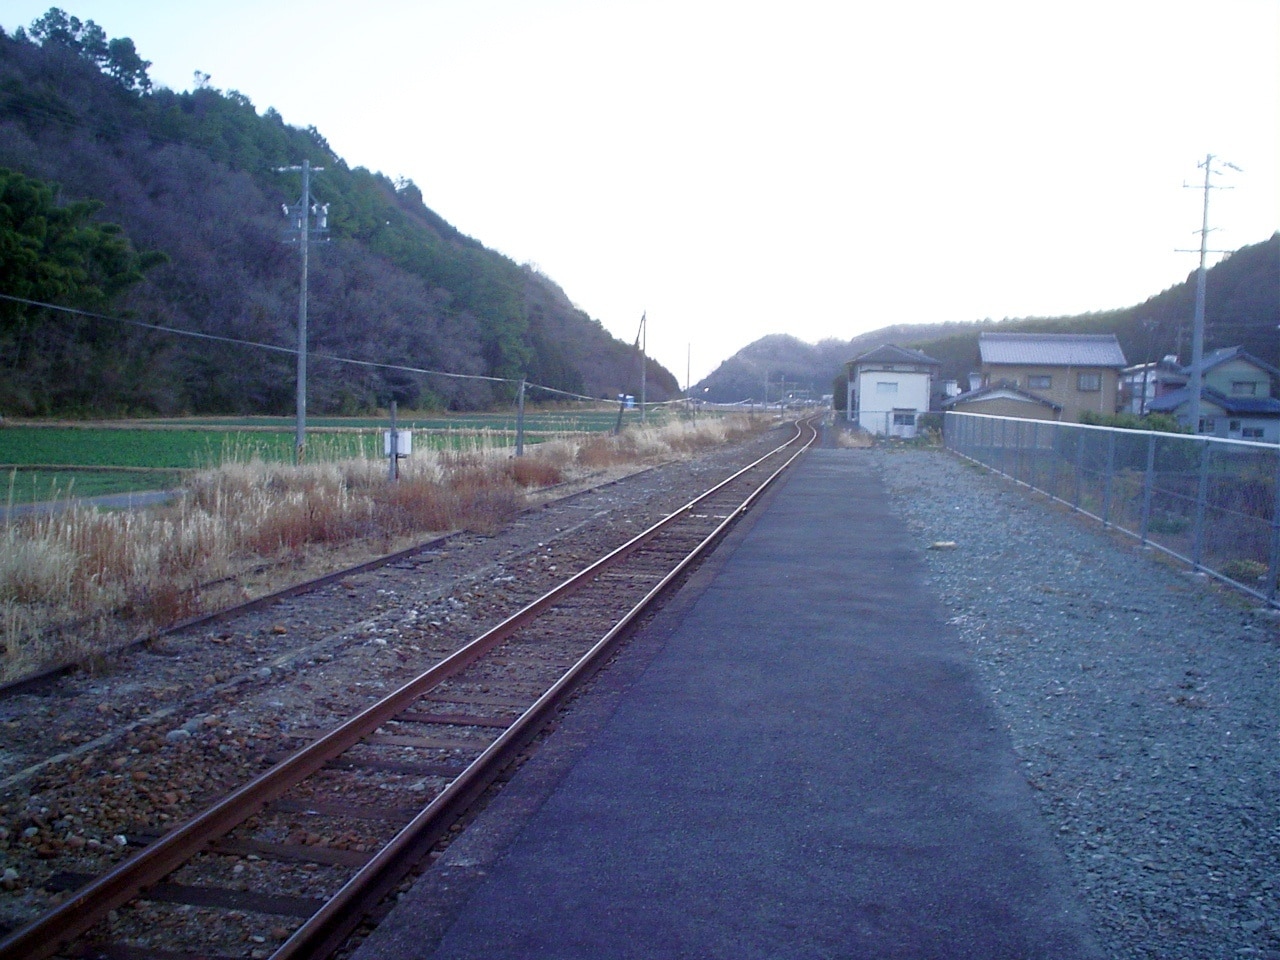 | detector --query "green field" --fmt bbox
[0,427,377,469]
[0,407,669,505]
[120,410,646,433]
